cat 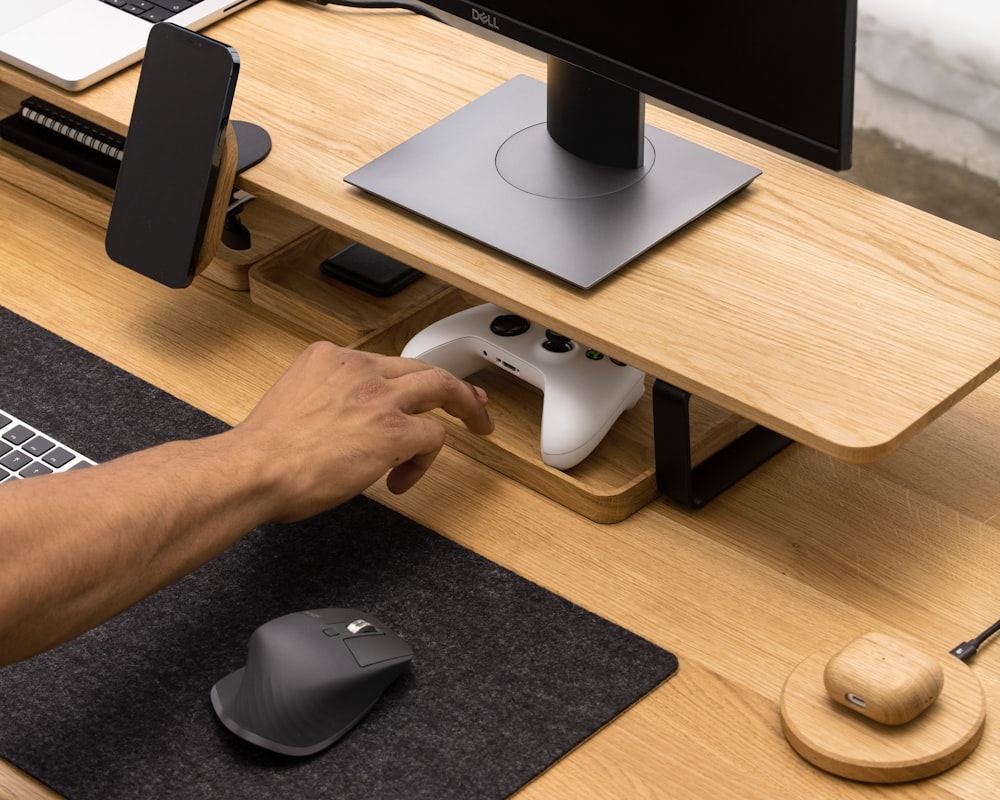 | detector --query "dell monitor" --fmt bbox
[346,2,857,288]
